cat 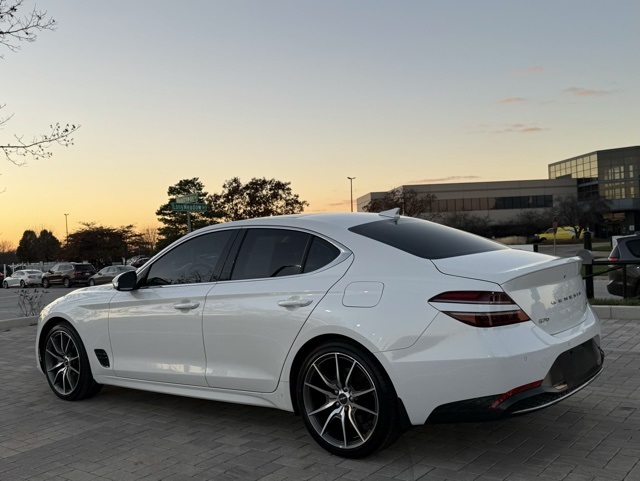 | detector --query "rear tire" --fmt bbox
[42,323,102,401]
[63,278,71,288]
[20,280,26,288]
[296,341,401,458]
